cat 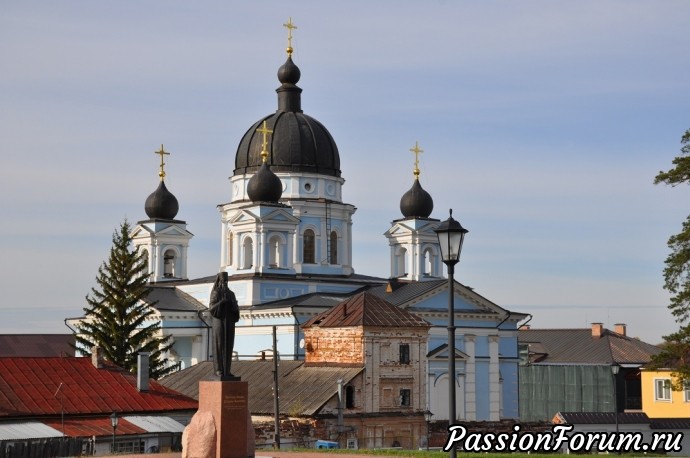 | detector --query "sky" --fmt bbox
[1,1,689,344]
